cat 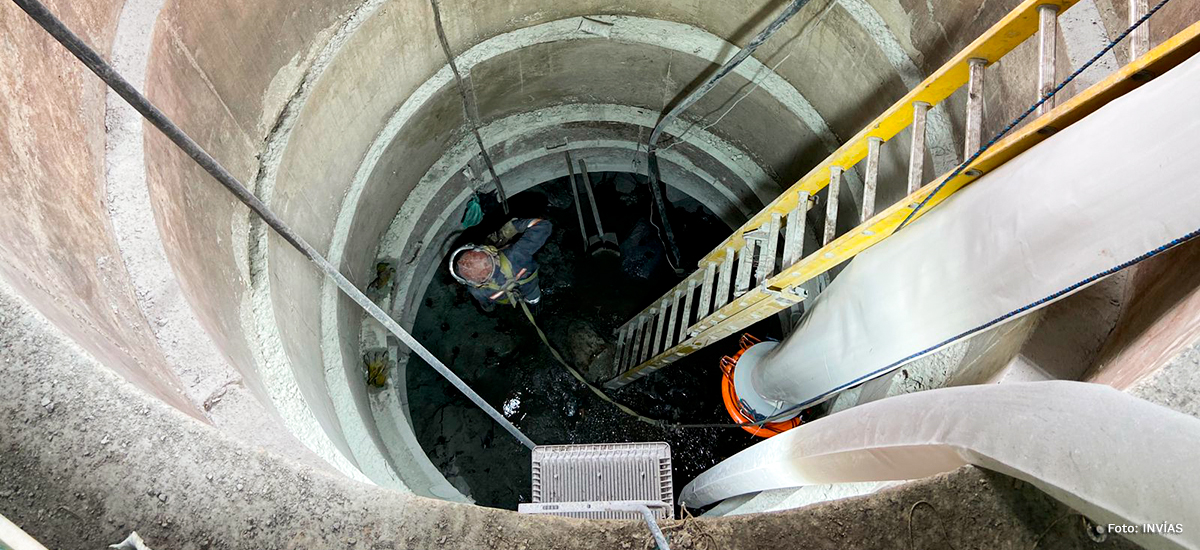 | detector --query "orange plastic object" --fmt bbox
[720,334,802,438]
